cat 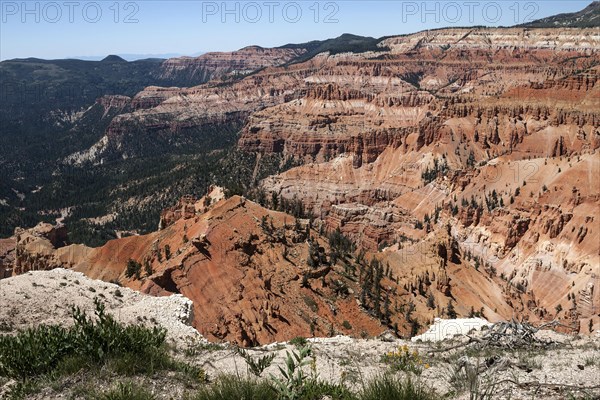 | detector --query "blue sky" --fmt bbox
[0,1,593,60]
